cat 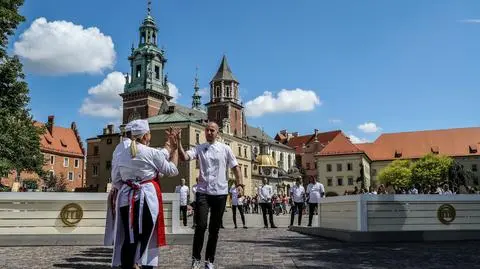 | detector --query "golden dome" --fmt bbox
[255,154,278,167]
